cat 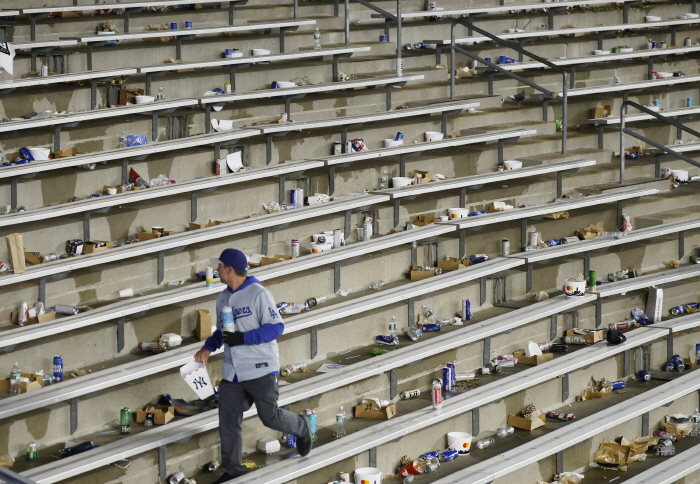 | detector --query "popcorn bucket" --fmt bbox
[180,361,215,399]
